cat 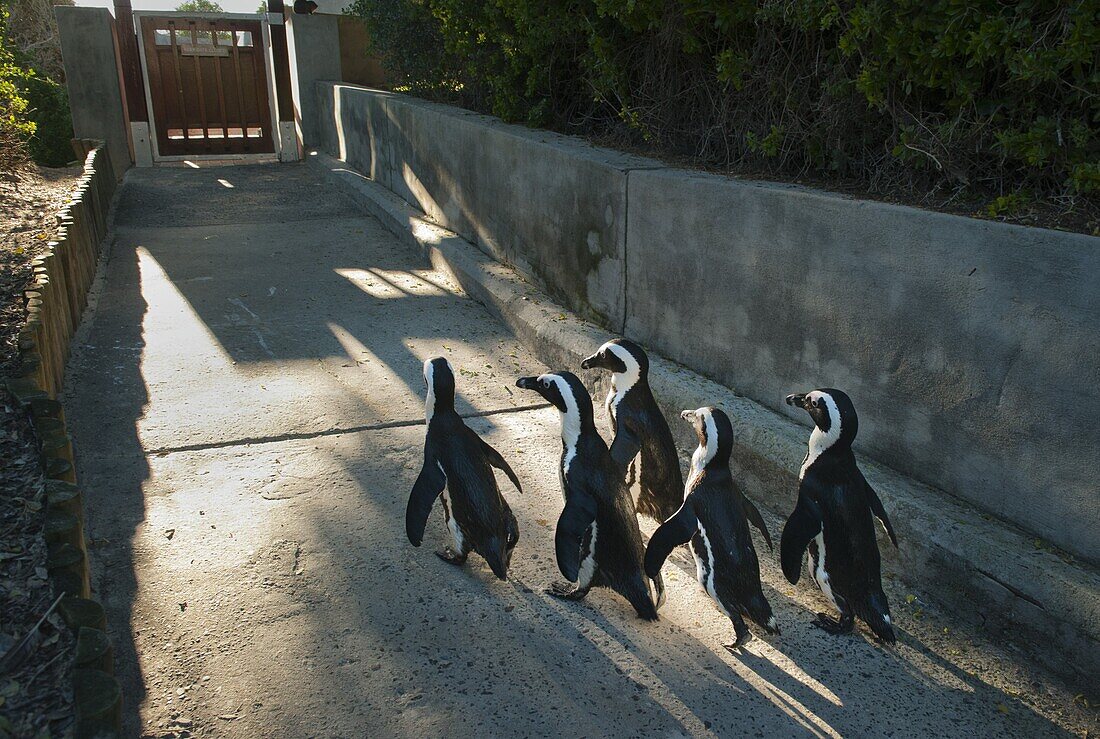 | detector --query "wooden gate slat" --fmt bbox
[168,26,191,142]
[190,21,210,149]
[211,27,229,145]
